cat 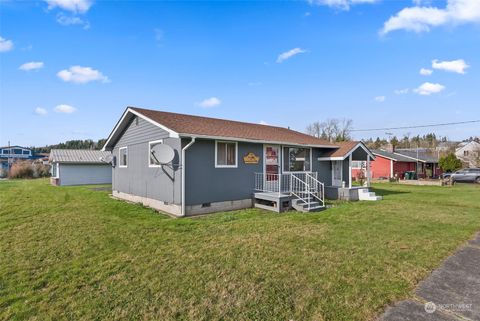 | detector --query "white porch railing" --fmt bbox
[254,172,318,193]
[254,172,325,209]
